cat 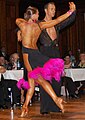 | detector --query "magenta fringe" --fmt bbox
[28,58,64,83]
[17,78,30,90]
[17,58,64,90]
